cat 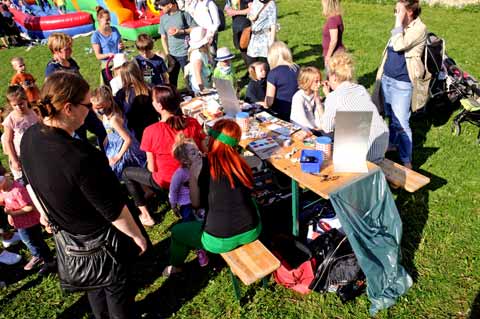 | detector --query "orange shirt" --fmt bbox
[10,73,40,103]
